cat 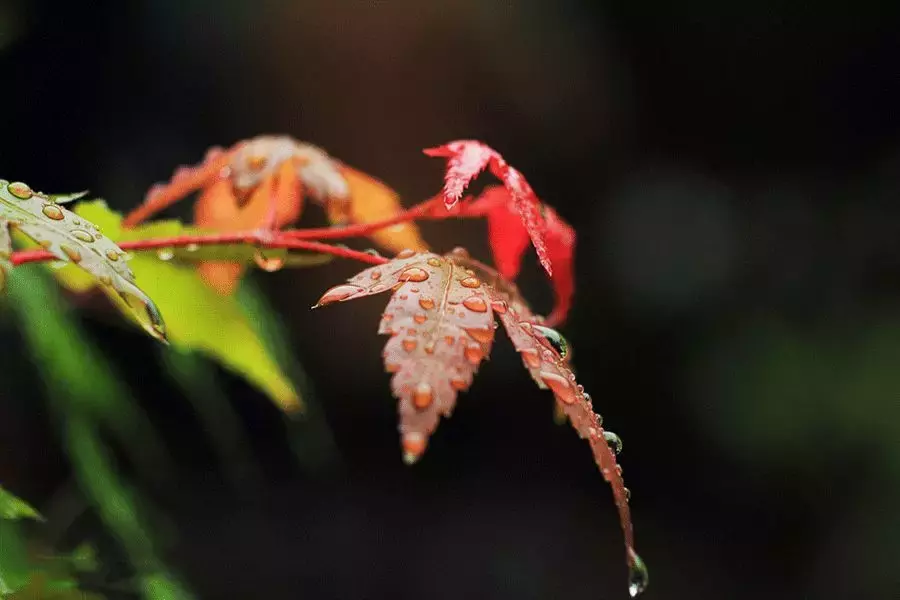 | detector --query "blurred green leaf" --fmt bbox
[5,267,172,484]
[0,487,43,522]
[53,201,304,413]
[0,520,31,595]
